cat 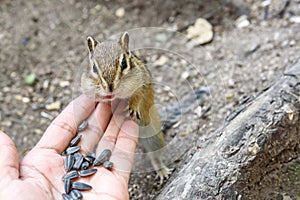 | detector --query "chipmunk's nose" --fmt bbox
[108,83,113,92]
